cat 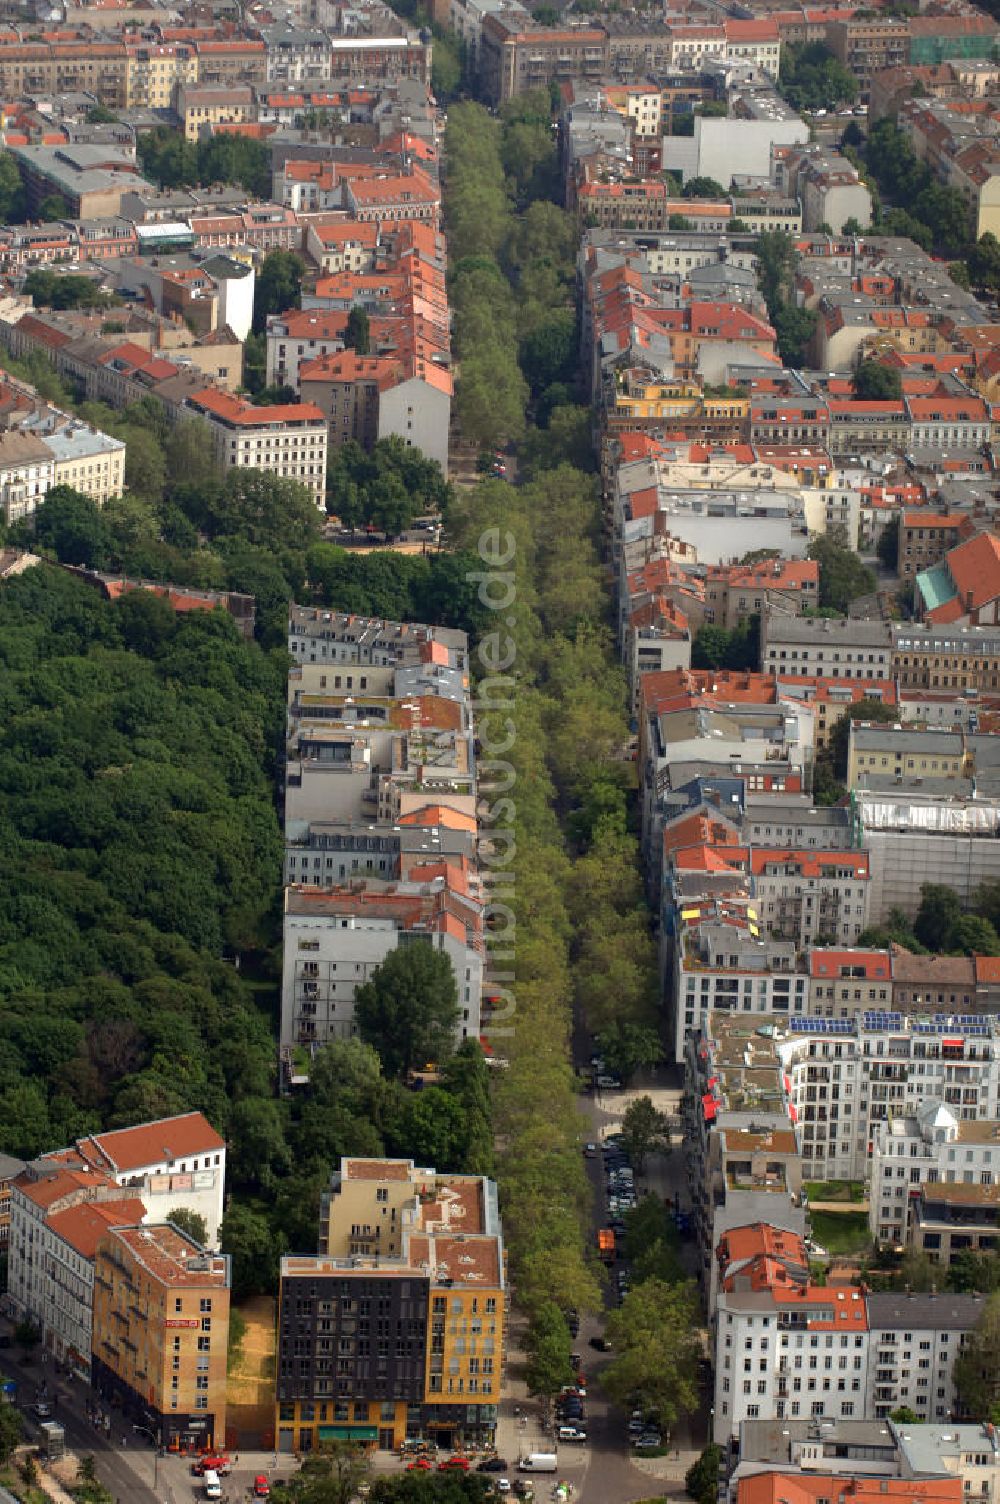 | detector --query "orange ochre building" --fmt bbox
[91,1223,230,1452]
